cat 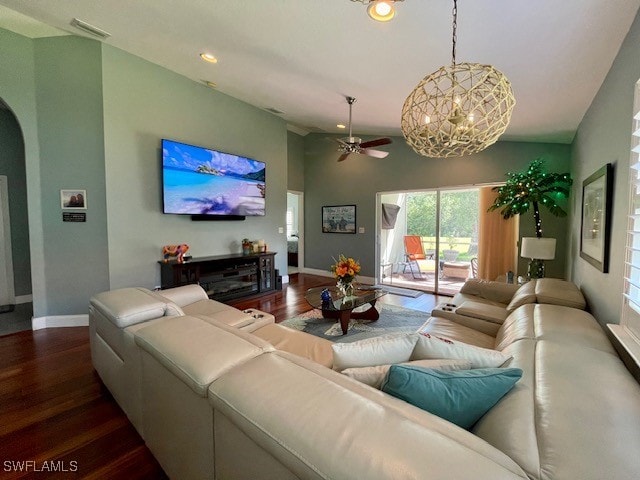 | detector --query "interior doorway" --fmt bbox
[286,191,304,275]
[0,98,33,335]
